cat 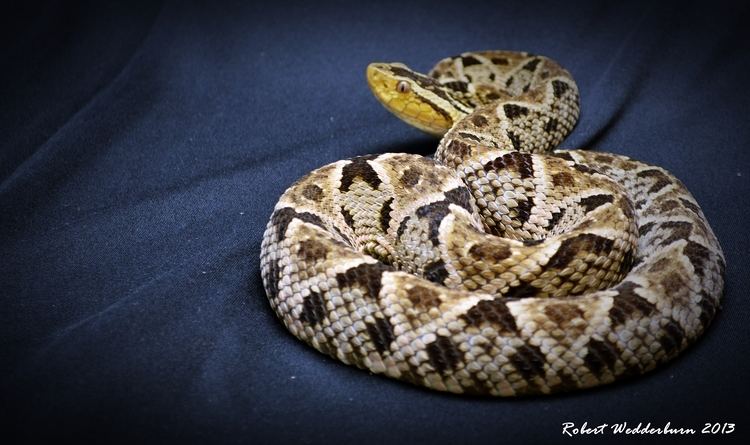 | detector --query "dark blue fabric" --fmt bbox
[2,0,749,443]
